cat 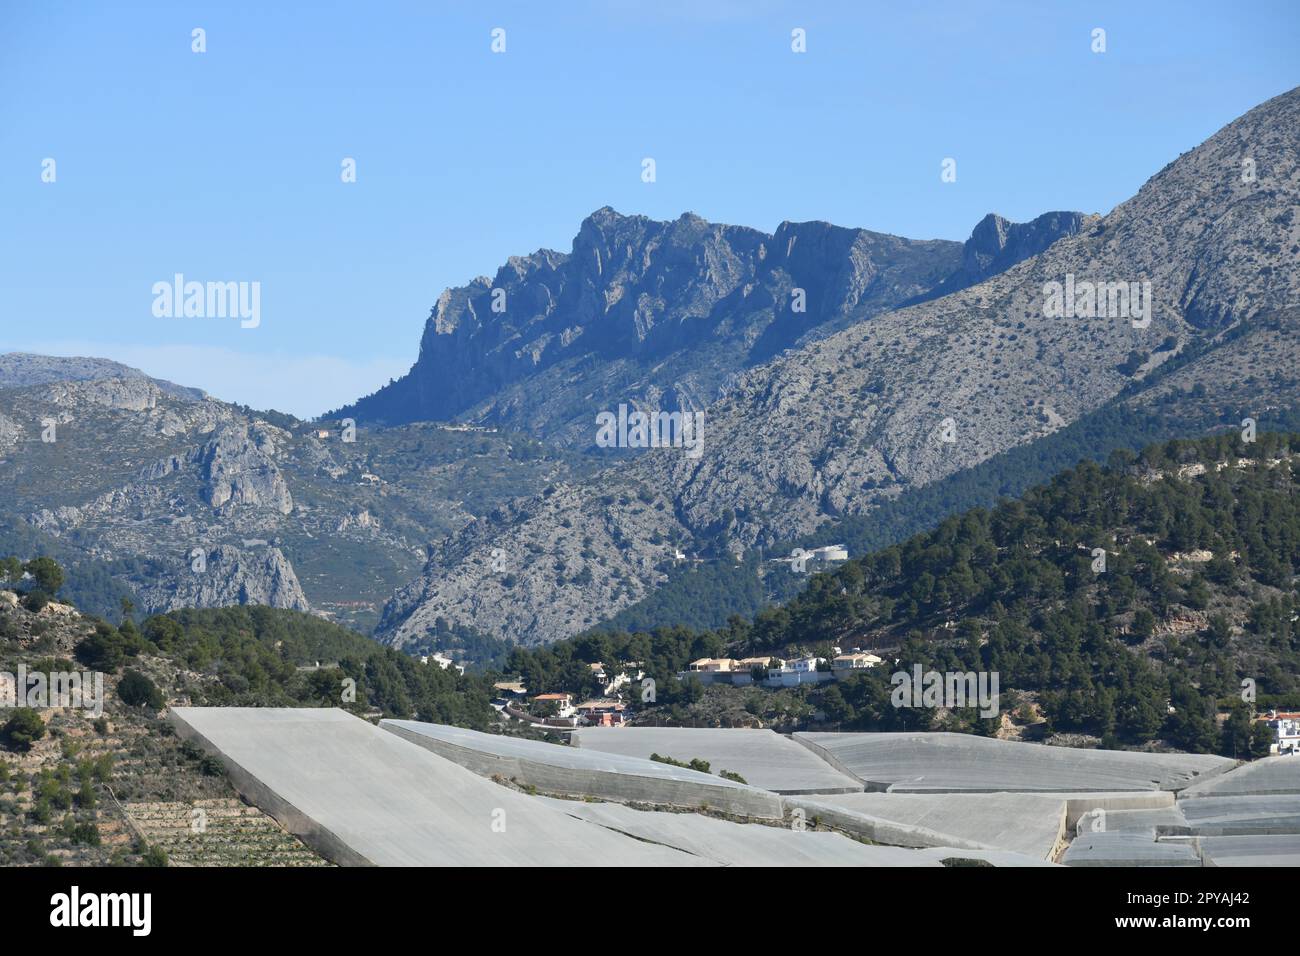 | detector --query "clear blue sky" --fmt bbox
[1,0,1296,417]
